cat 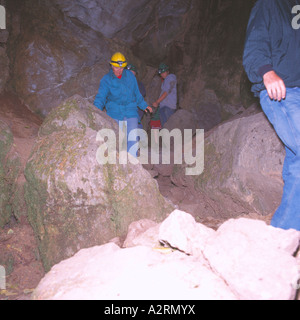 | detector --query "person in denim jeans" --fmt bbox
[243,0,300,230]
[152,63,177,127]
[94,53,152,158]
[126,63,147,130]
